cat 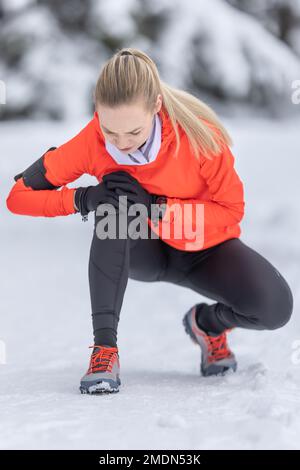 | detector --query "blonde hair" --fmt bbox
[94,47,232,161]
